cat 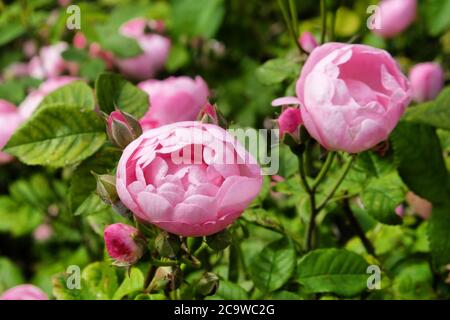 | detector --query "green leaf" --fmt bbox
[403,87,450,130]
[249,237,296,293]
[0,22,25,46]
[207,280,248,300]
[0,197,42,236]
[256,58,299,85]
[74,194,109,217]
[69,146,121,213]
[95,73,149,118]
[4,106,106,167]
[82,262,118,300]
[9,174,58,211]
[166,43,190,72]
[422,0,450,36]
[0,257,25,293]
[96,25,143,58]
[361,172,405,225]
[112,267,144,300]
[428,203,450,270]
[52,272,95,300]
[62,47,89,62]
[390,121,450,204]
[79,58,106,82]
[39,81,95,111]
[171,0,225,39]
[135,293,167,300]
[297,248,369,297]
